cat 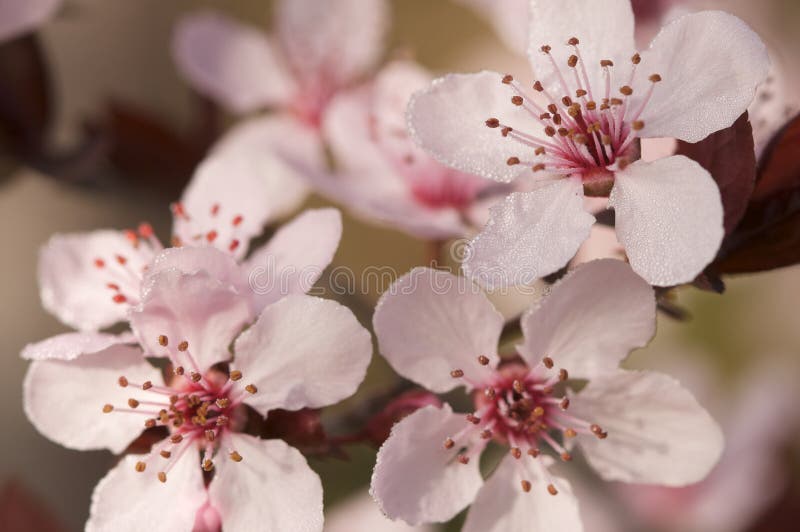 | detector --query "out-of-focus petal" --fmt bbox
[21,331,135,361]
[172,11,295,113]
[639,11,769,142]
[609,155,723,286]
[373,268,503,393]
[0,0,61,42]
[371,405,484,525]
[464,180,594,288]
[232,295,371,414]
[519,259,655,379]
[242,209,342,314]
[130,270,252,372]
[571,370,724,486]
[209,433,323,532]
[86,452,206,532]
[463,455,583,532]
[24,344,160,453]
